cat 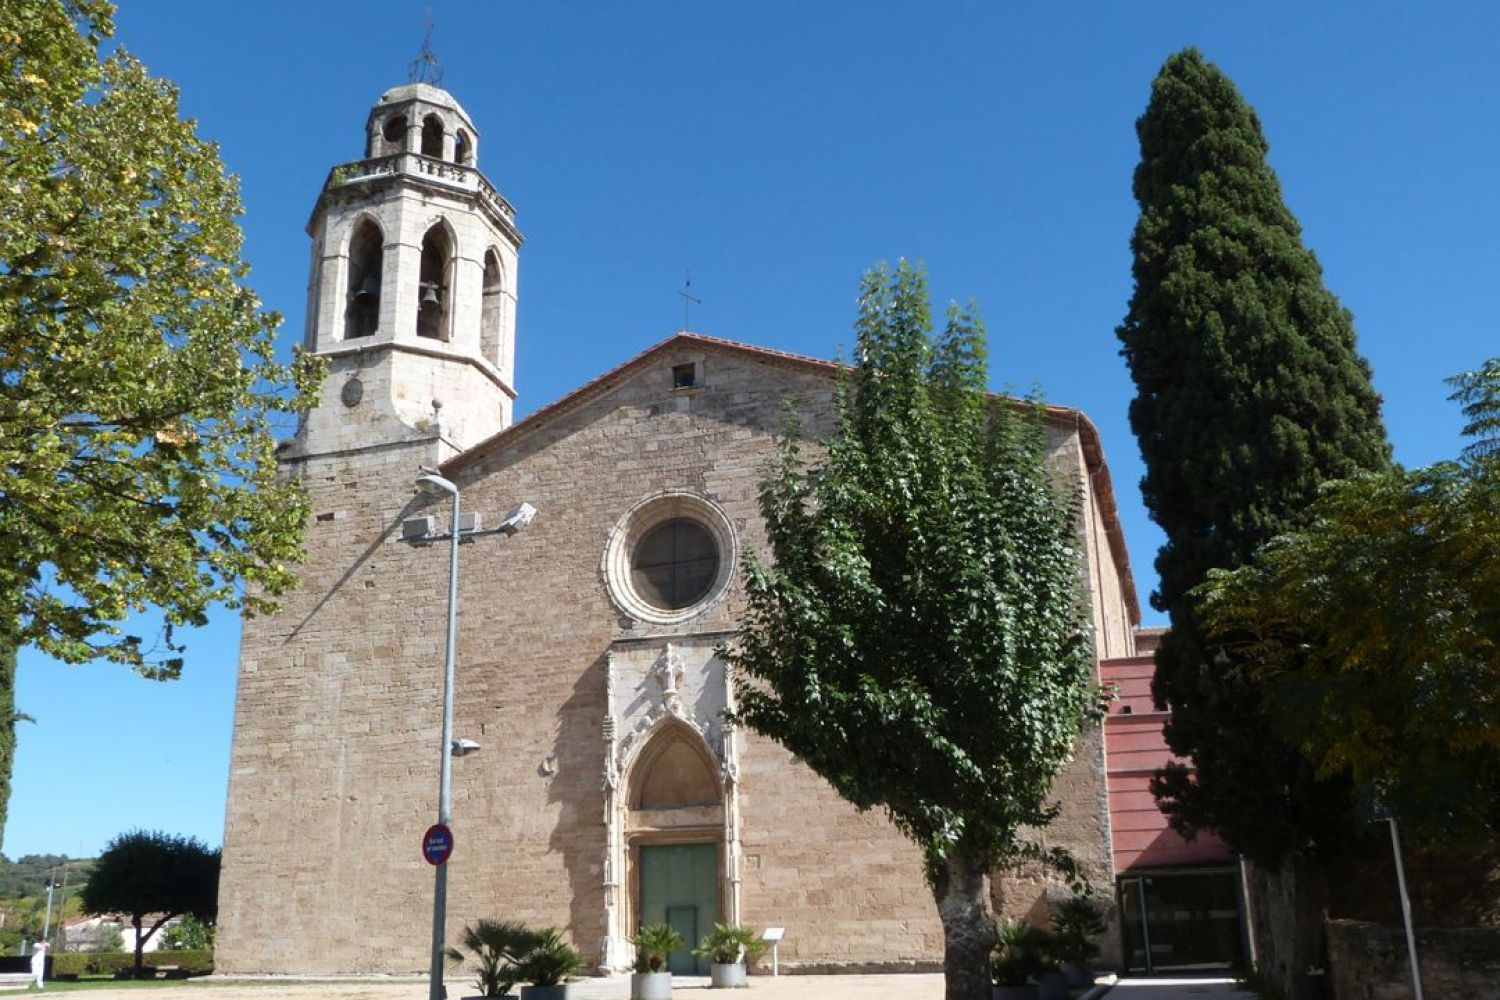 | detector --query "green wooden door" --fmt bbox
[639,843,718,975]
